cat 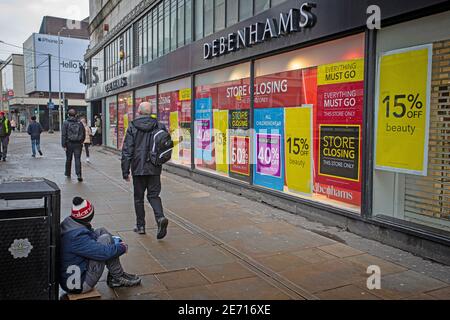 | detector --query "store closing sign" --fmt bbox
[285,106,313,195]
[254,108,285,191]
[375,45,432,176]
